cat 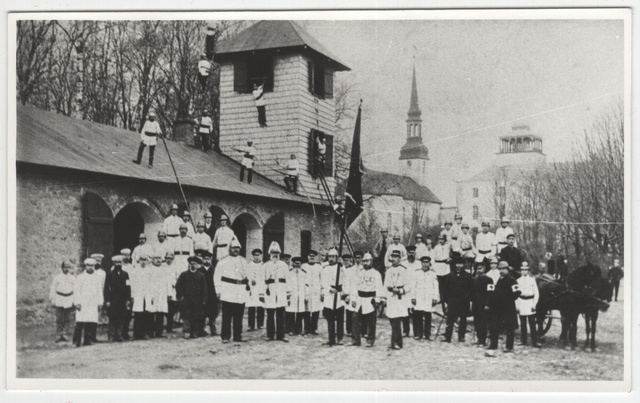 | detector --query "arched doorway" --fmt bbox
[209,205,228,226]
[85,192,114,268]
[231,213,262,257]
[263,212,285,261]
[114,201,163,254]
